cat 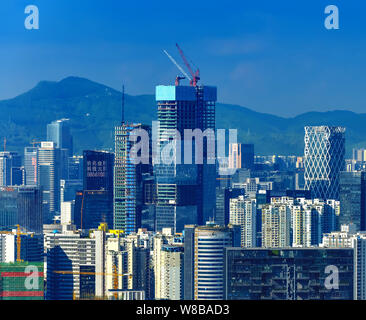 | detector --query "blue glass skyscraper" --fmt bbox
[154,84,217,232]
[47,119,73,157]
[113,123,151,233]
